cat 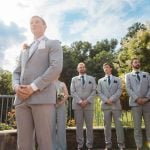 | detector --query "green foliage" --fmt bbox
[122,22,146,40]
[119,74,130,110]
[0,69,13,95]
[0,122,13,130]
[117,23,150,73]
